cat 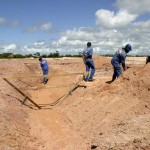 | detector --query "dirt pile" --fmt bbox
[60,63,150,149]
